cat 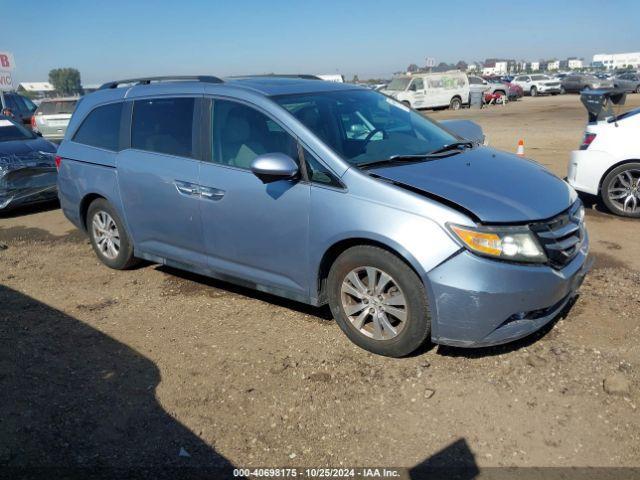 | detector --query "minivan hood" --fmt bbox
[369,147,576,223]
